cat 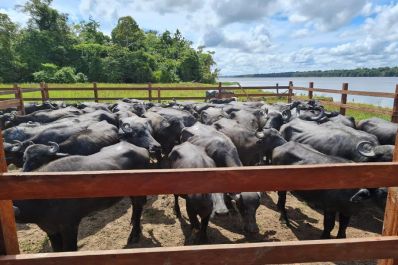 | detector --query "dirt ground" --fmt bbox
[16,191,384,265]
